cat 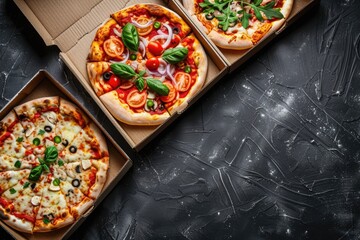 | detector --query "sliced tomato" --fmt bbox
[103,37,124,59]
[146,57,160,71]
[135,17,154,36]
[174,72,192,92]
[108,75,120,89]
[119,81,134,90]
[126,90,147,108]
[147,41,164,56]
[160,81,177,103]
[13,212,35,223]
